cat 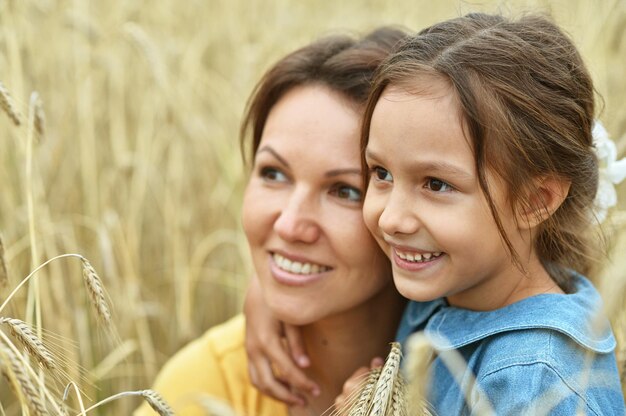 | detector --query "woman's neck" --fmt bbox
[290,282,406,415]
